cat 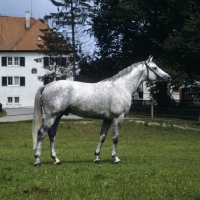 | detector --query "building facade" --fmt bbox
[0,12,72,108]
